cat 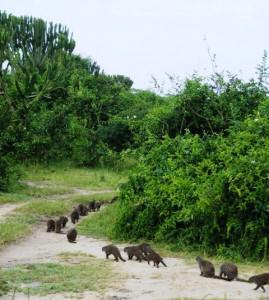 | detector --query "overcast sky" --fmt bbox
[0,0,268,89]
